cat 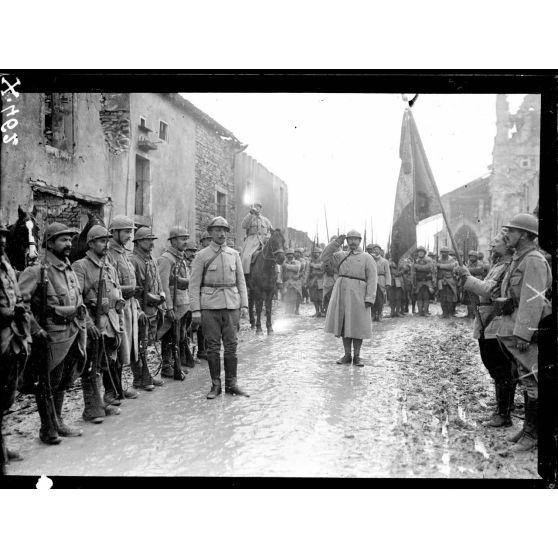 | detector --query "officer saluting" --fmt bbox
[189,217,249,399]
